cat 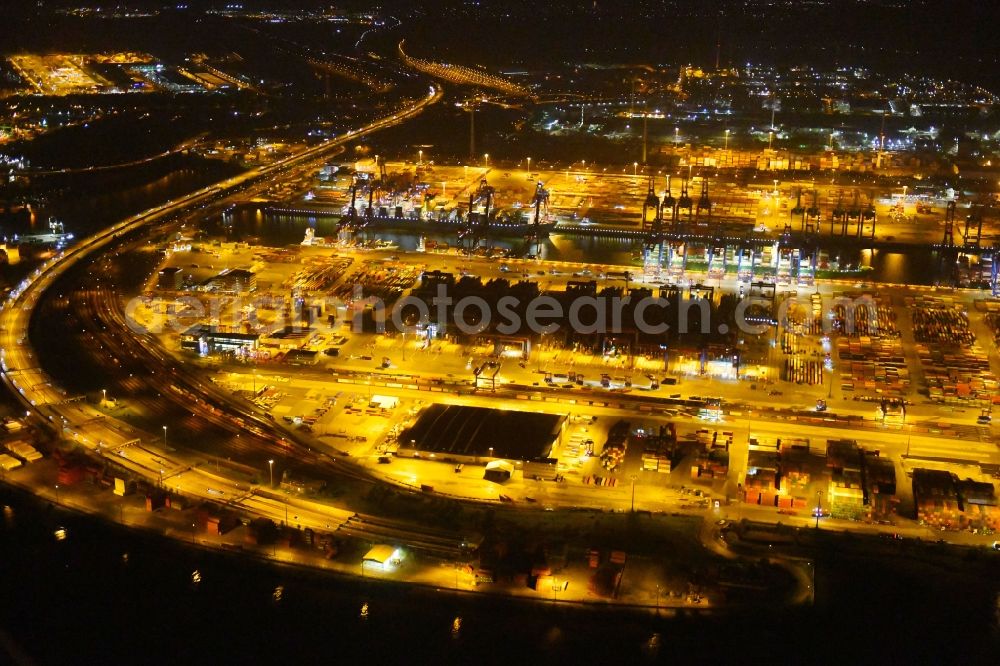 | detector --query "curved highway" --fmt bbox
[0,83,459,554]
